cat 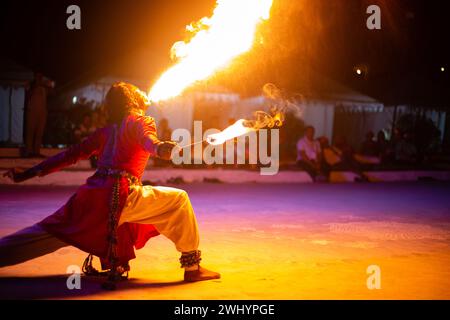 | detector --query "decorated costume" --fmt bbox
[0,82,219,287]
